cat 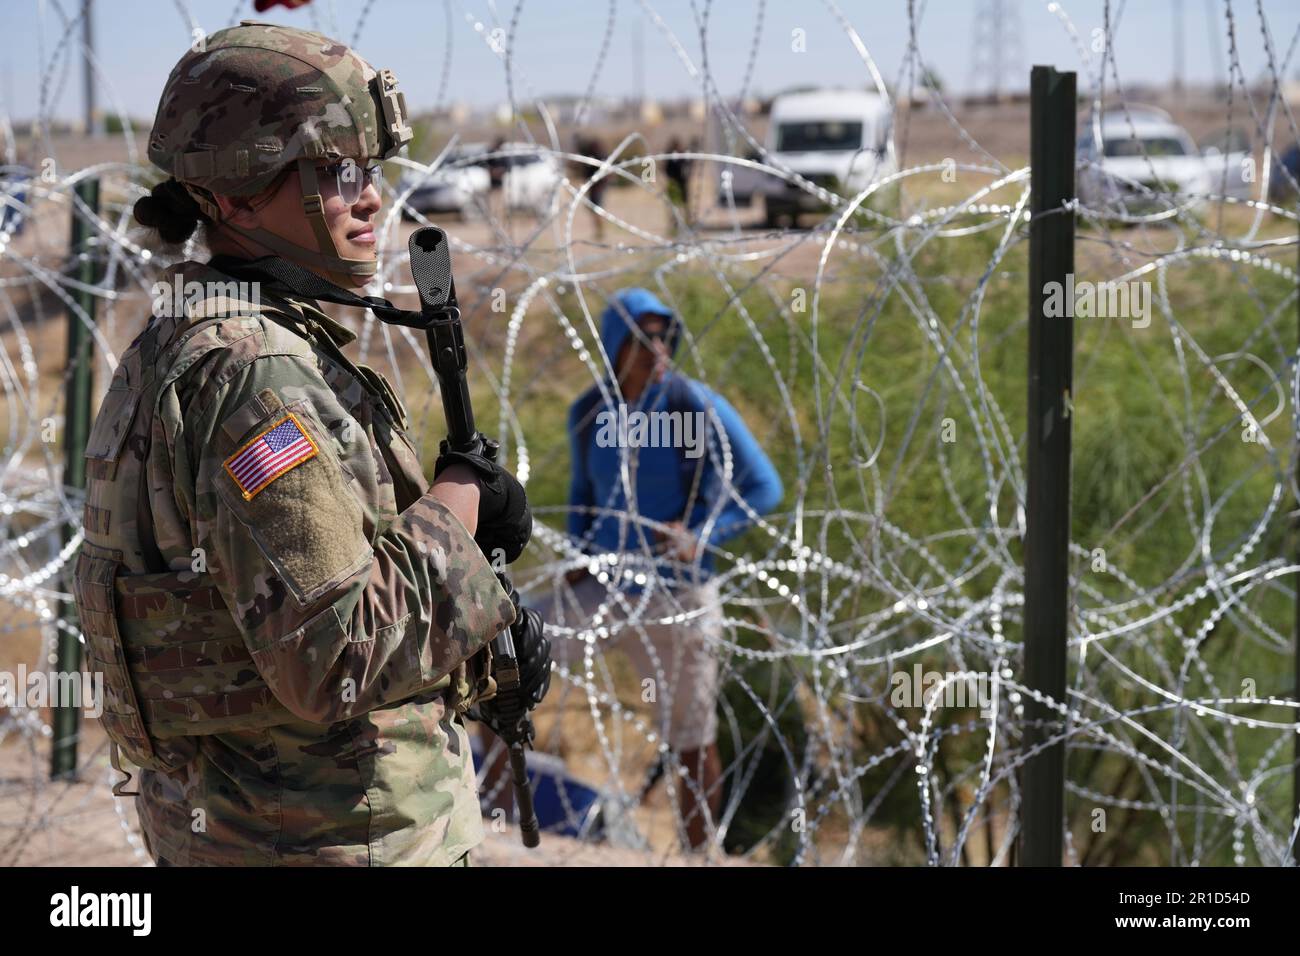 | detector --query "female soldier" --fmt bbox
[72,21,548,866]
